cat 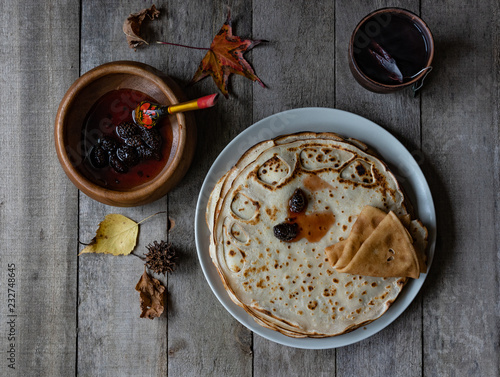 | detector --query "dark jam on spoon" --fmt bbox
[80,89,173,190]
